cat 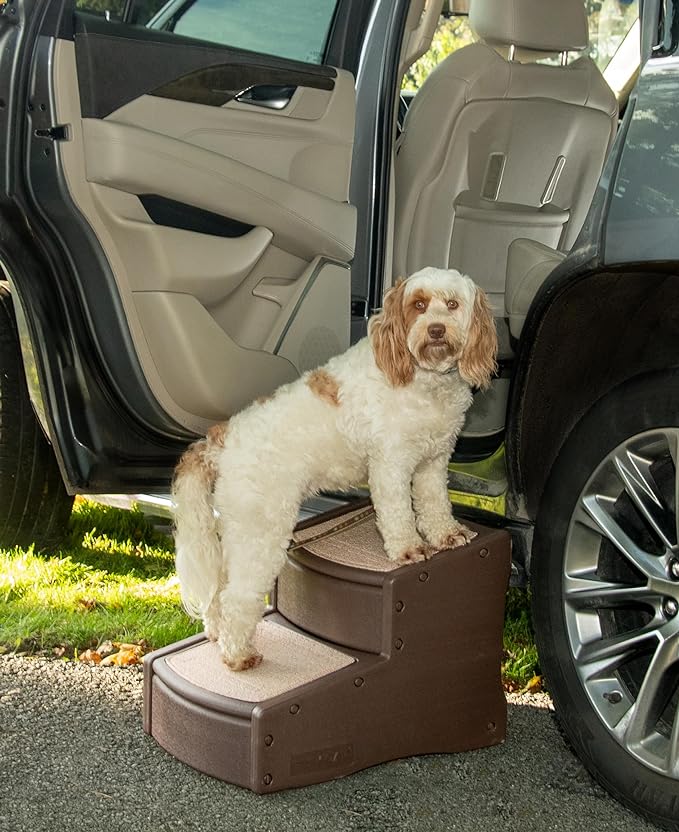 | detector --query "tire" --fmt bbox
[532,371,679,829]
[0,285,73,549]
